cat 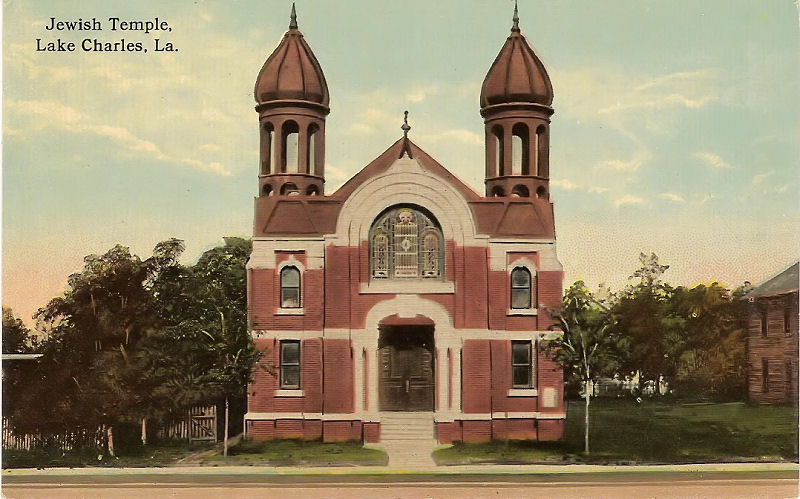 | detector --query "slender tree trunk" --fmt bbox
[141,418,147,446]
[584,388,590,454]
[107,426,115,457]
[223,396,230,457]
